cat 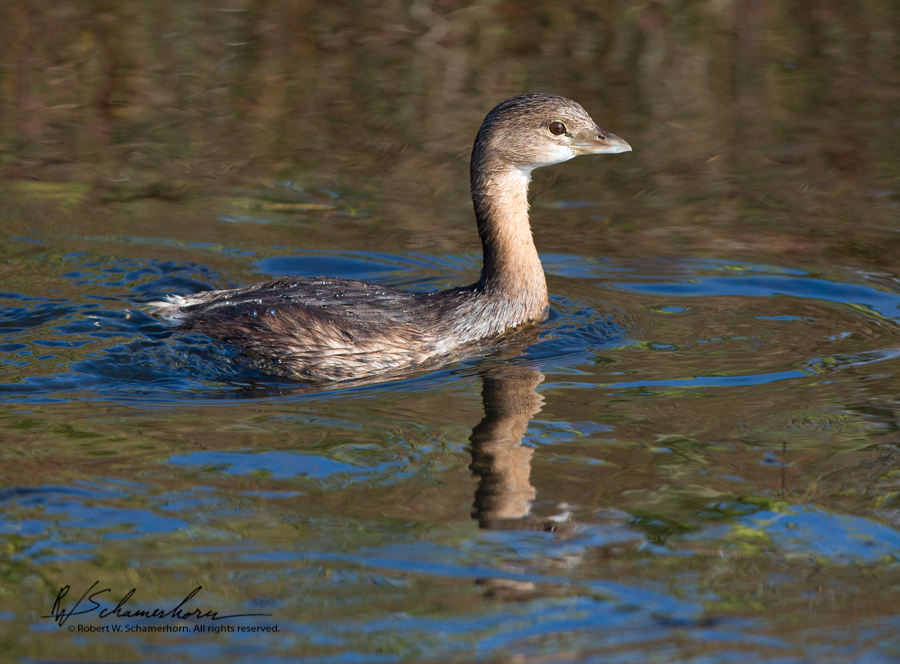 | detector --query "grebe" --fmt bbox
[150,94,631,380]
